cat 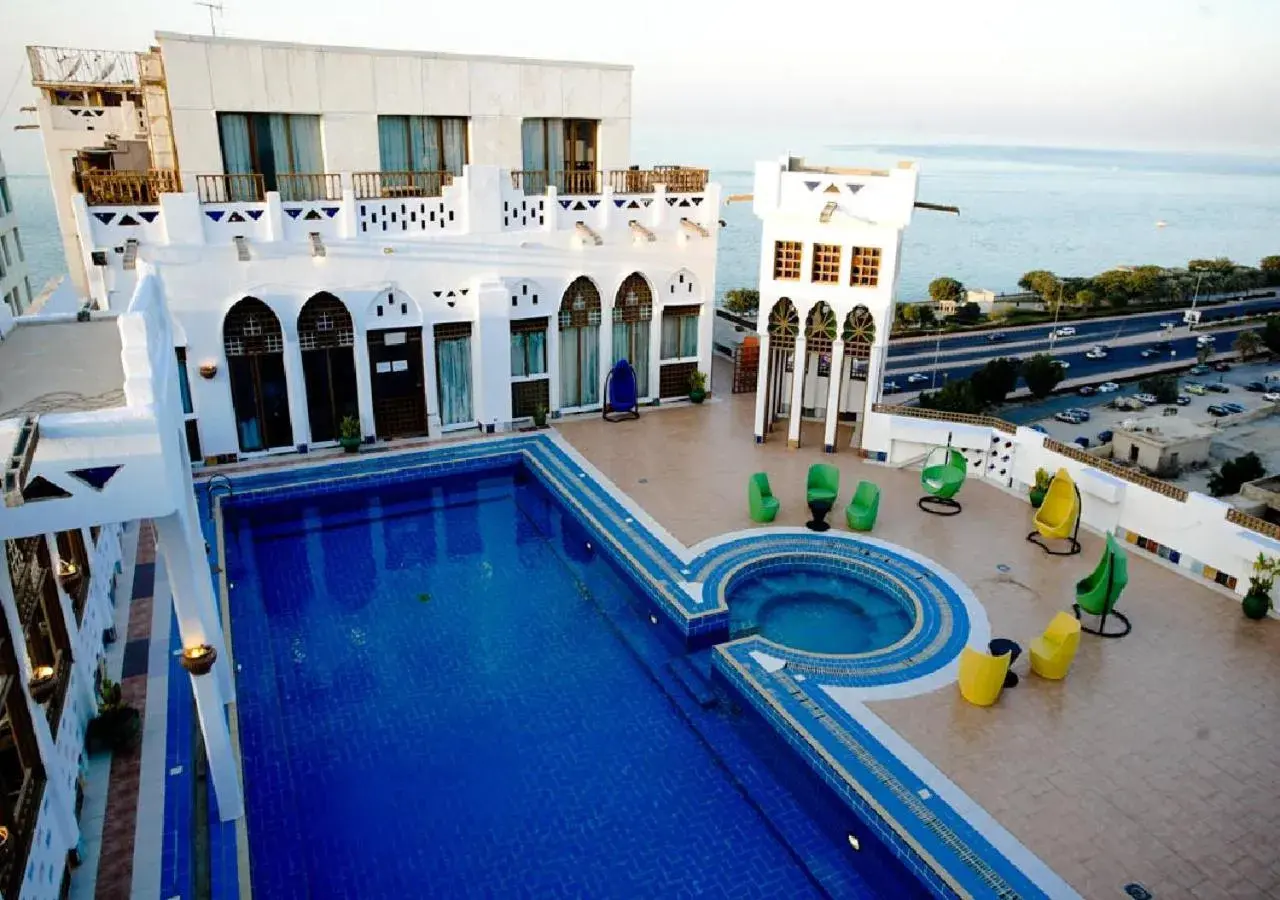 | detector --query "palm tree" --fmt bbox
[1235,330,1263,361]
[1197,343,1213,365]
